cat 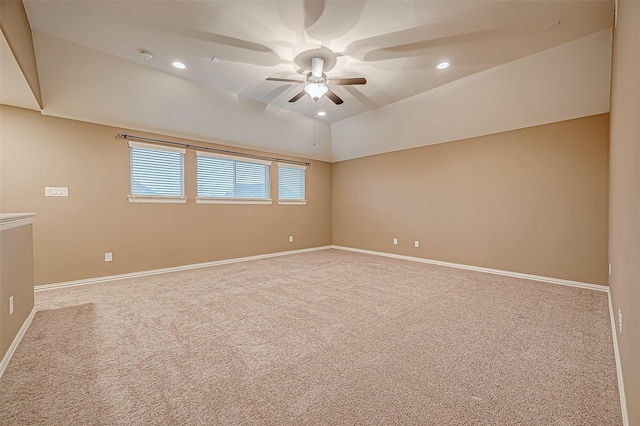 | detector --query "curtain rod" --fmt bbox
[115,133,311,167]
